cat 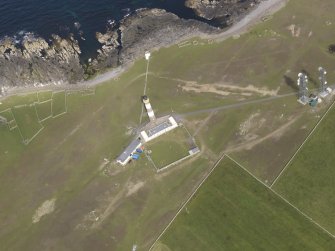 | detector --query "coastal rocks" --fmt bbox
[185,0,261,25]
[118,8,218,64]
[0,33,83,89]
[92,29,120,70]
[0,2,265,92]
[90,8,218,74]
[21,36,49,59]
[96,30,119,47]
